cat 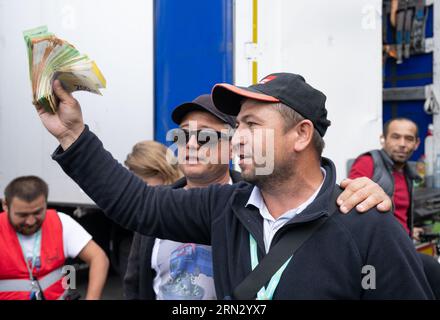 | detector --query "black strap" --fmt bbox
[232,188,342,300]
